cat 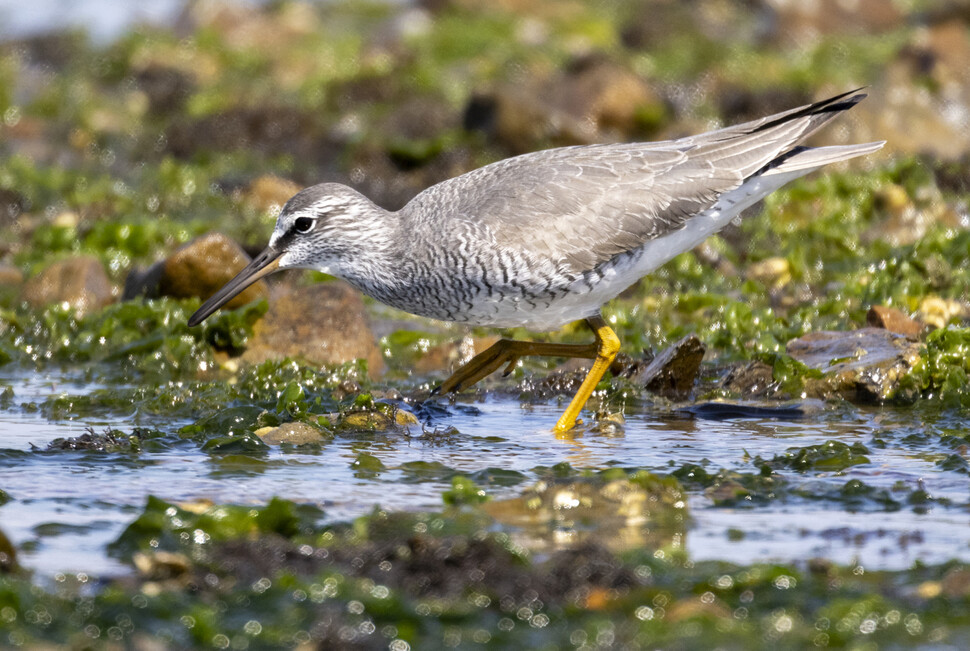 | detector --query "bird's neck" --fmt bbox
[329,208,403,294]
